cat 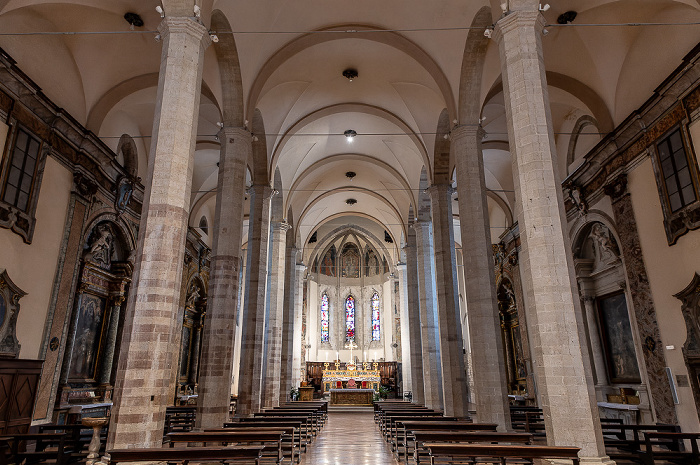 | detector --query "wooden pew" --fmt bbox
[412,432,533,465]
[108,446,265,465]
[254,412,319,436]
[381,411,444,439]
[164,406,197,435]
[168,431,285,465]
[263,407,325,427]
[206,426,300,464]
[423,443,580,465]
[397,421,498,462]
[642,432,700,465]
[232,416,315,443]
[0,433,76,465]
[601,423,680,462]
[388,416,463,451]
[224,421,308,455]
